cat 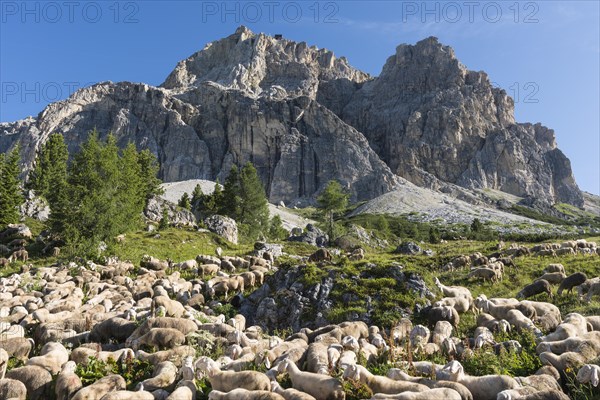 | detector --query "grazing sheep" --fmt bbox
[0,378,27,400]
[541,313,590,343]
[427,306,460,327]
[136,346,196,367]
[136,361,177,391]
[89,317,137,343]
[205,359,271,392]
[369,388,462,400]
[545,264,565,274]
[584,281,600,302]
[209,388,285,400]
[271,380,318,400]
[433,296,470,313]
[409,325,431,348]
[164,380,196,400]
[26,342,69,375]
[385,369,472,400]
[152,296,186,318]
[576,364,600,387]
[517,280,553,300]
[0,337,34,361]
[538,272,566,285]
[5,365,53,400]
[576,278,600,298]
[102,387,155,400]
[343,364,428,395]
[306,342,330,374]
[71,374,126,400]
[55,361,82,400]
[514,391,570,400]
[586,316,600,331]
[437,361,519,400]
[468,268,497,282]
[131,328,185,351]
[536,331,600,355]
[557,272,587,295]
[278,358,344,400]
